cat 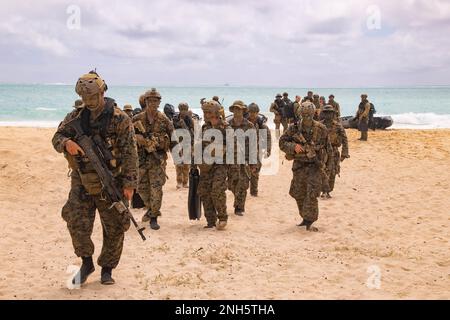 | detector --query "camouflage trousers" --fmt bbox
[289,164,321,223]
[228,165,250,210]
[138,162,167,218]
[61,173,129,268]
[250,163,262,195]
[198,165,228,225]
[358,117,369,132]
[274,115,288,133]
[324,148,340,192]
[176,164,189,185]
